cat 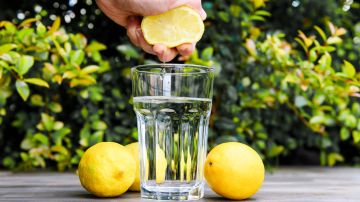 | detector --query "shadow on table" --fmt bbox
[204,195,257,201]
[70,190,257,201]
[69,191,140,201]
